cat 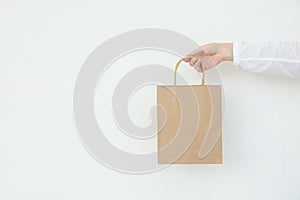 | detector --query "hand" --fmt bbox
[184,43,233,72]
